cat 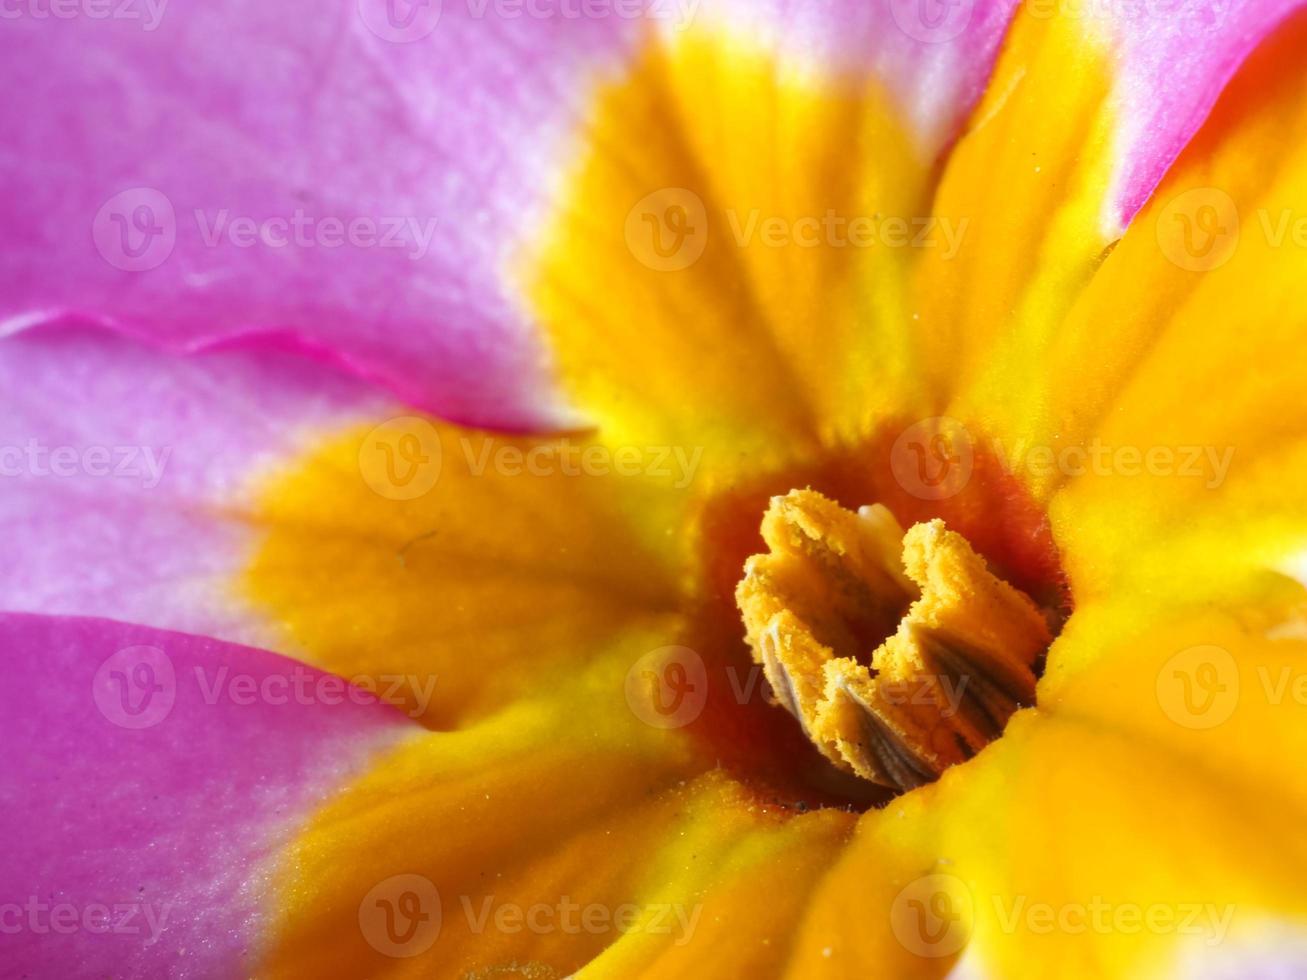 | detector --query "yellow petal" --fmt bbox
[1046,15,1307,605]
[523,27,939,471]
[243,416,691,727]
[257,644,851,978]
[914,4,1117,402]
[788,597,1307,979]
